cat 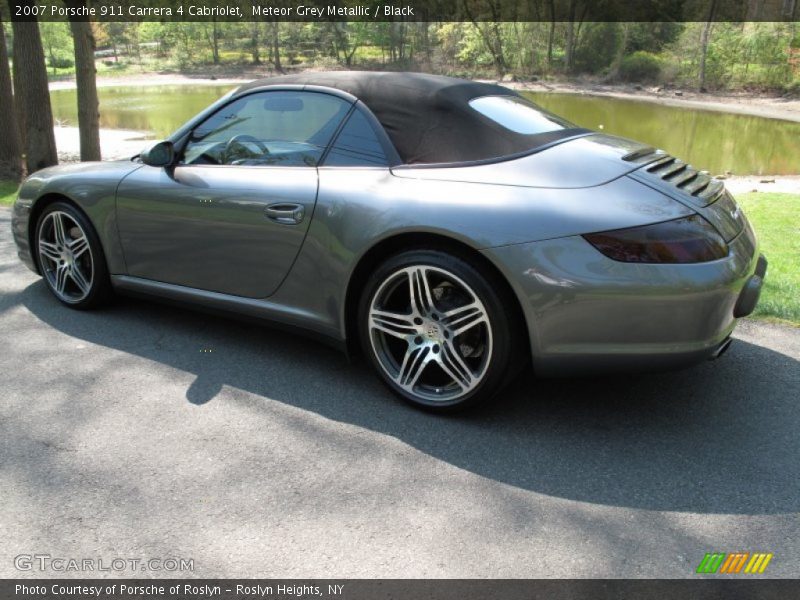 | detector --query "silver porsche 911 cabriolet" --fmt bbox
[12,72,766,411]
